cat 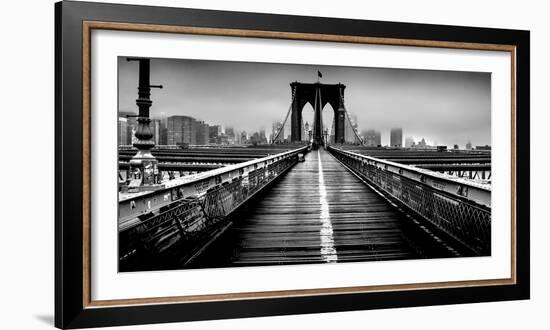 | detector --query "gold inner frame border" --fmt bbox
[81,20,517,308]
